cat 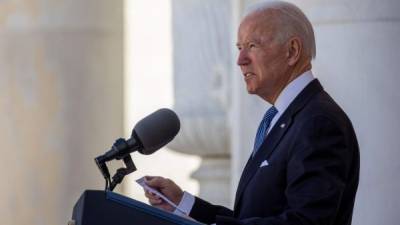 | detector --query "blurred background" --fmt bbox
[1,0,399,225]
